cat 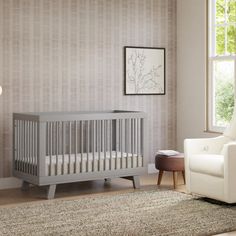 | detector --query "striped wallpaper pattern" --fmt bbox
[0,0,176,178]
